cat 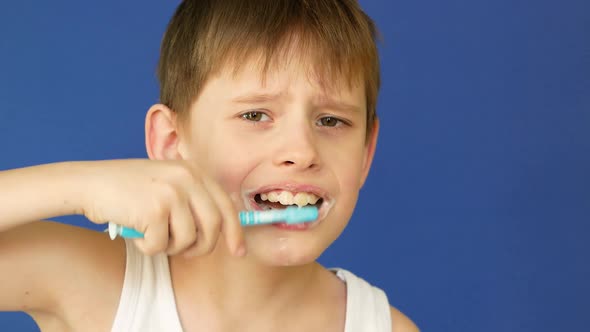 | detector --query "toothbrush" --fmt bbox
[107,205,319,240]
